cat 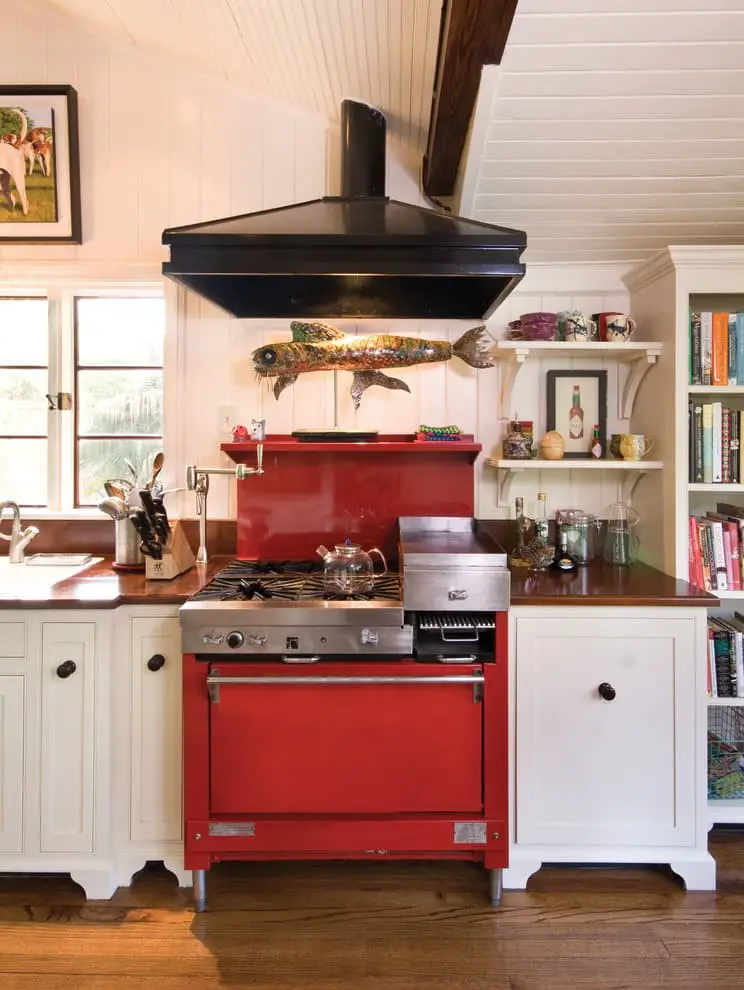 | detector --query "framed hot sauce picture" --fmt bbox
[0,84,81,243]
[546,369,607,459]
